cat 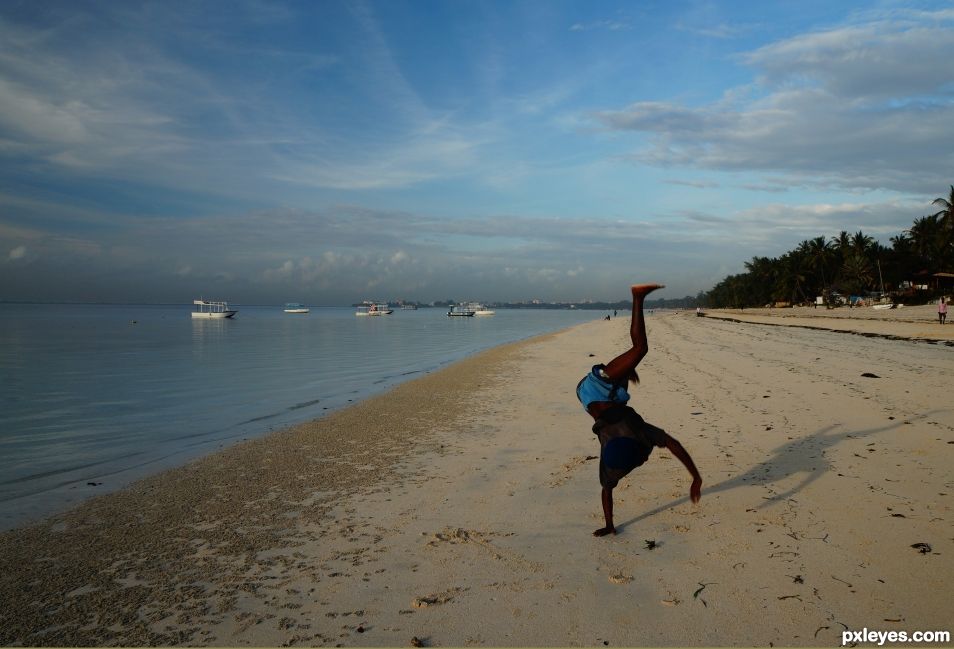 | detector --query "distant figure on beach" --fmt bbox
[939,298,948,324]
[576,284,702,537]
